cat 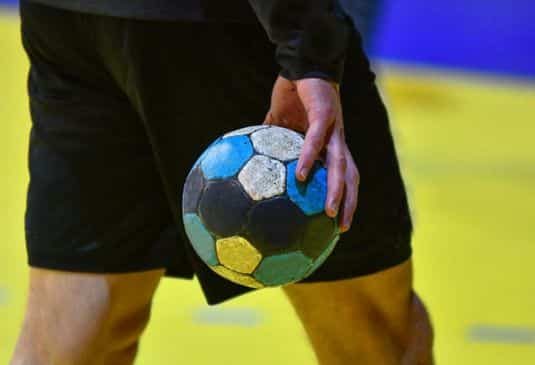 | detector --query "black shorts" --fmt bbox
[20,1,412,304]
